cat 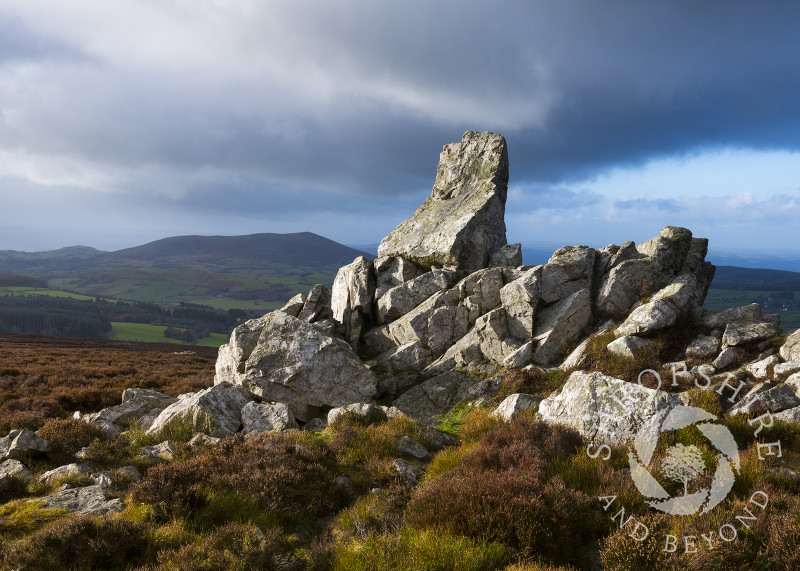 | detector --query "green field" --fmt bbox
[0,286,99,301]
[46,266,337,310]
[705,288,800,330]
[109,322,228,348]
